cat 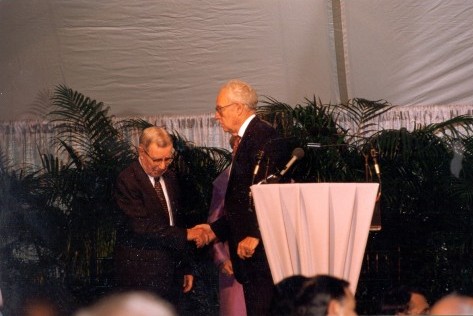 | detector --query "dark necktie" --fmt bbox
[232,136,241,156]
[154,177,173,225]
